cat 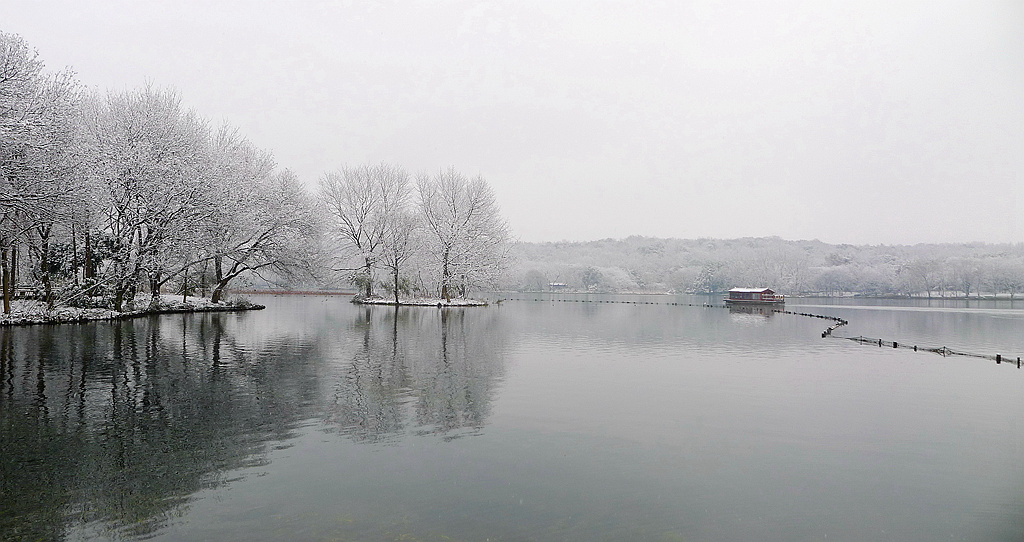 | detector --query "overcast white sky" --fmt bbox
[5,0,1023,244]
